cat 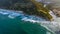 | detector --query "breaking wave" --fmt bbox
[0,9,60,34]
